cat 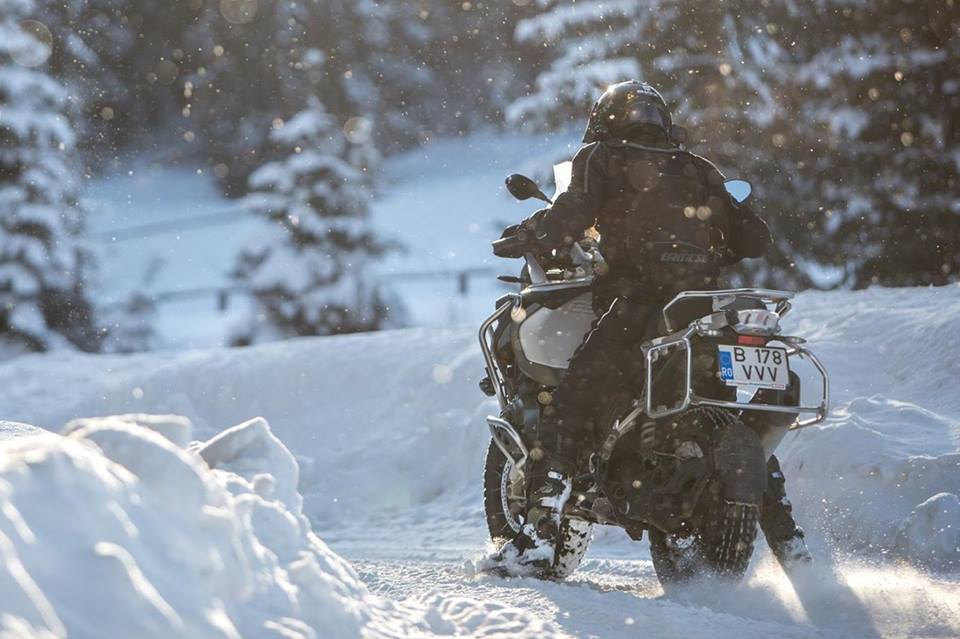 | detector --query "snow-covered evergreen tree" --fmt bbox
[183,0,387,193]
[99,292,156,353]
[0,1,99,356]
[509,2,739,131]
[25,0,146,158]
[233,98,392,343]
[184,0,534,189]
[374,1,537,147]
[785,0,960,287]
